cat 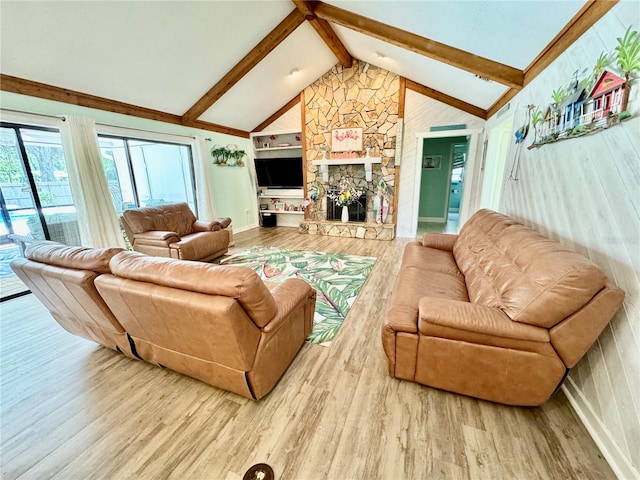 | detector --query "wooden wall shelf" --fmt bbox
[311,157,382,182]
